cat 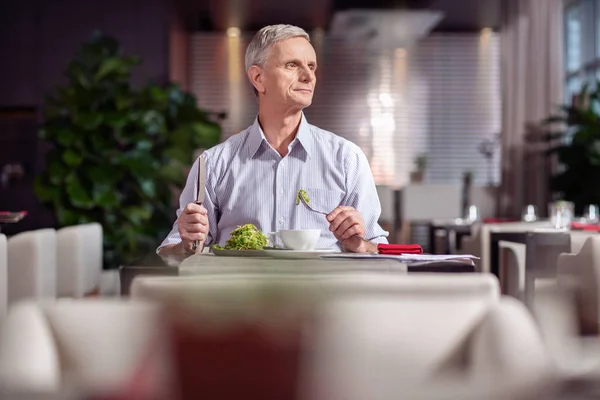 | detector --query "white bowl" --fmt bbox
[273,229,321,250]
